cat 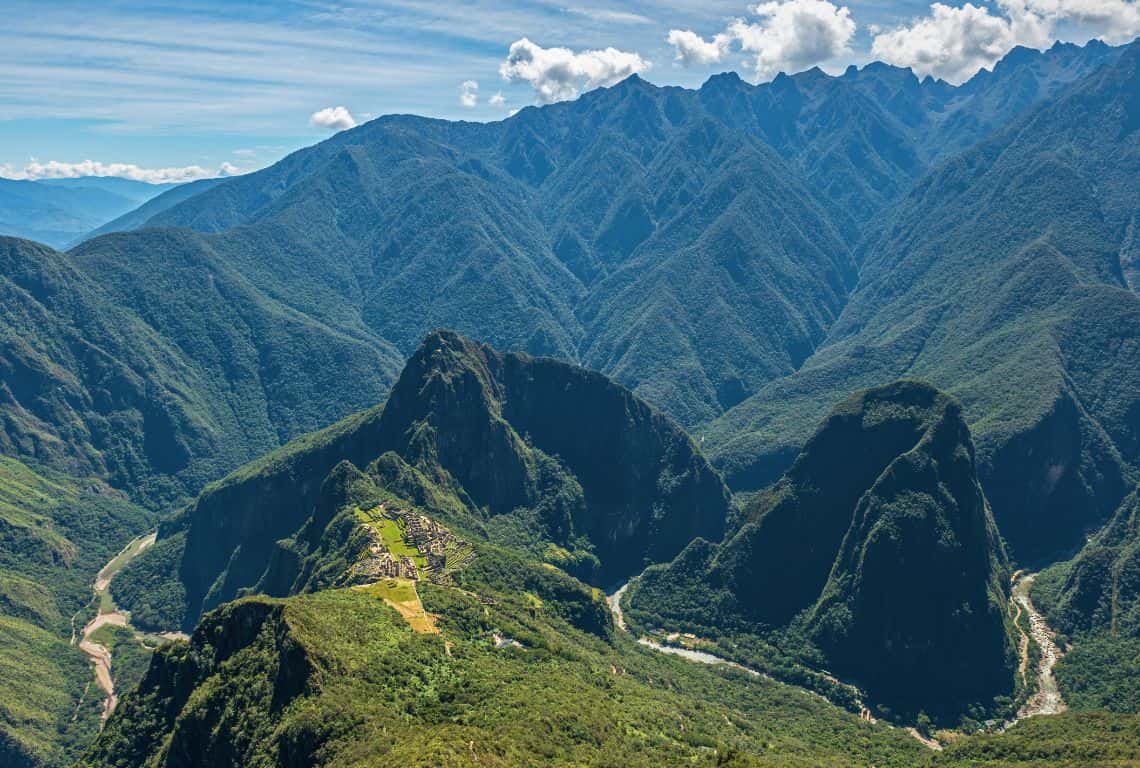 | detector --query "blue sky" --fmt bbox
[2,0,1136,181]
